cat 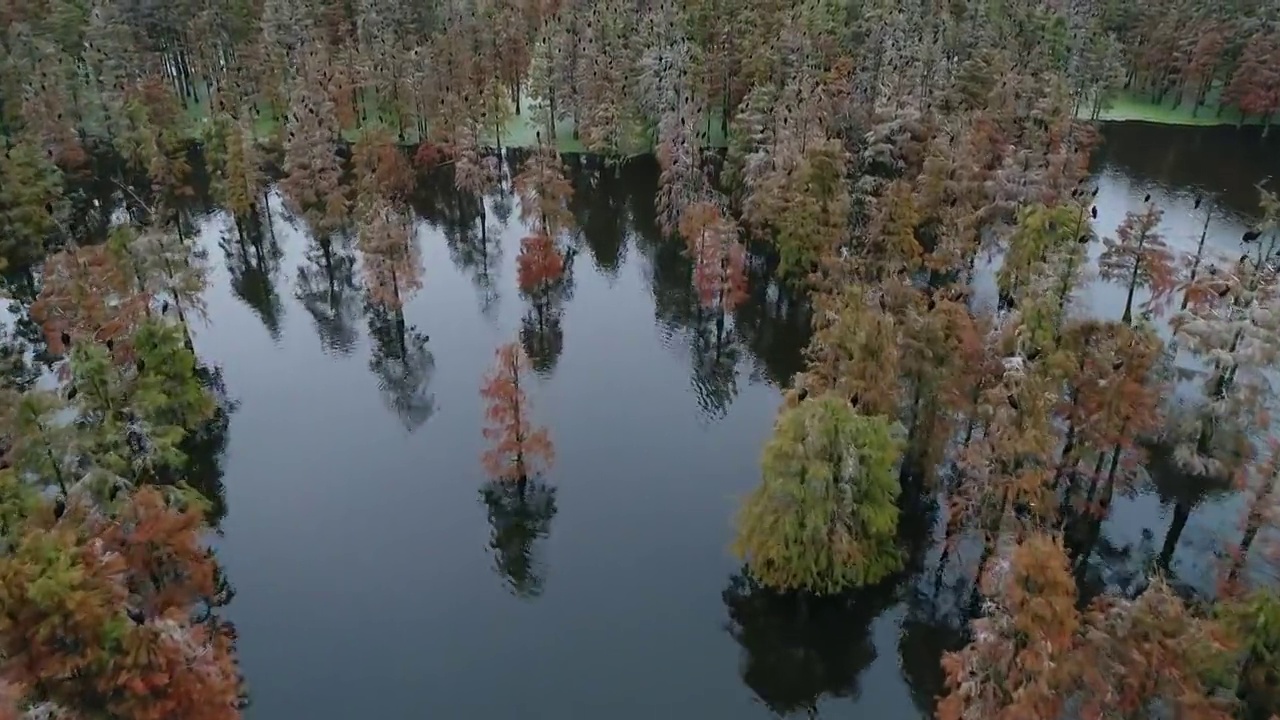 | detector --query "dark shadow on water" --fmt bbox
[690,309,742,421]
[295,232,361,357]
[221,209,285,341]
[723,571,900,717]
[567,155,630,280]
[179,362,237,530]
[520,299,565,377]
[364,300,435,433]
[479,478,558,600]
